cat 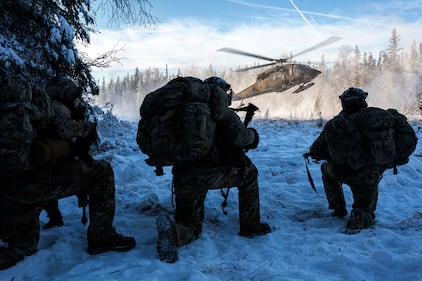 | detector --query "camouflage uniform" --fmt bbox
[0,152,119,267]
[0,79,135,270]
[310,125,382,215]
[42,89,135,252]
[172,108,269,245]
[309,88,384,231]
[0,173,42,266]
[156,78,270,263]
